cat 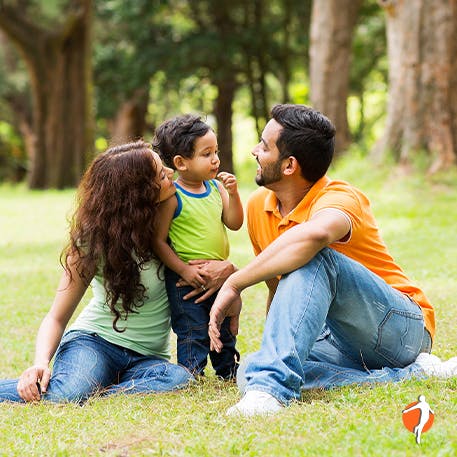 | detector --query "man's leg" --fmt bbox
[230,248,426,414]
